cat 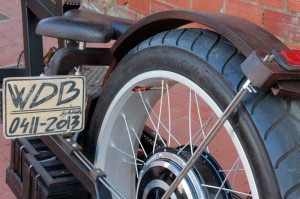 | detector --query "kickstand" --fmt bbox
[162,79,256,199]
